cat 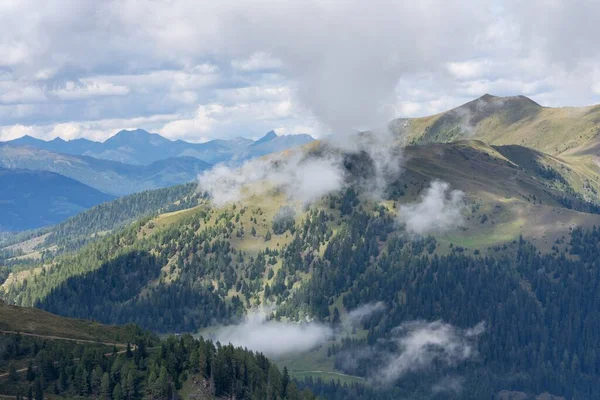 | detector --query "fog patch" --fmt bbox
[339,320,485,386]
[199,127,405,206]
[343,302,386,330]
[198,148,345,206]
[213,311,332,357]
[397,180,465,235]
[432,375,465,394]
